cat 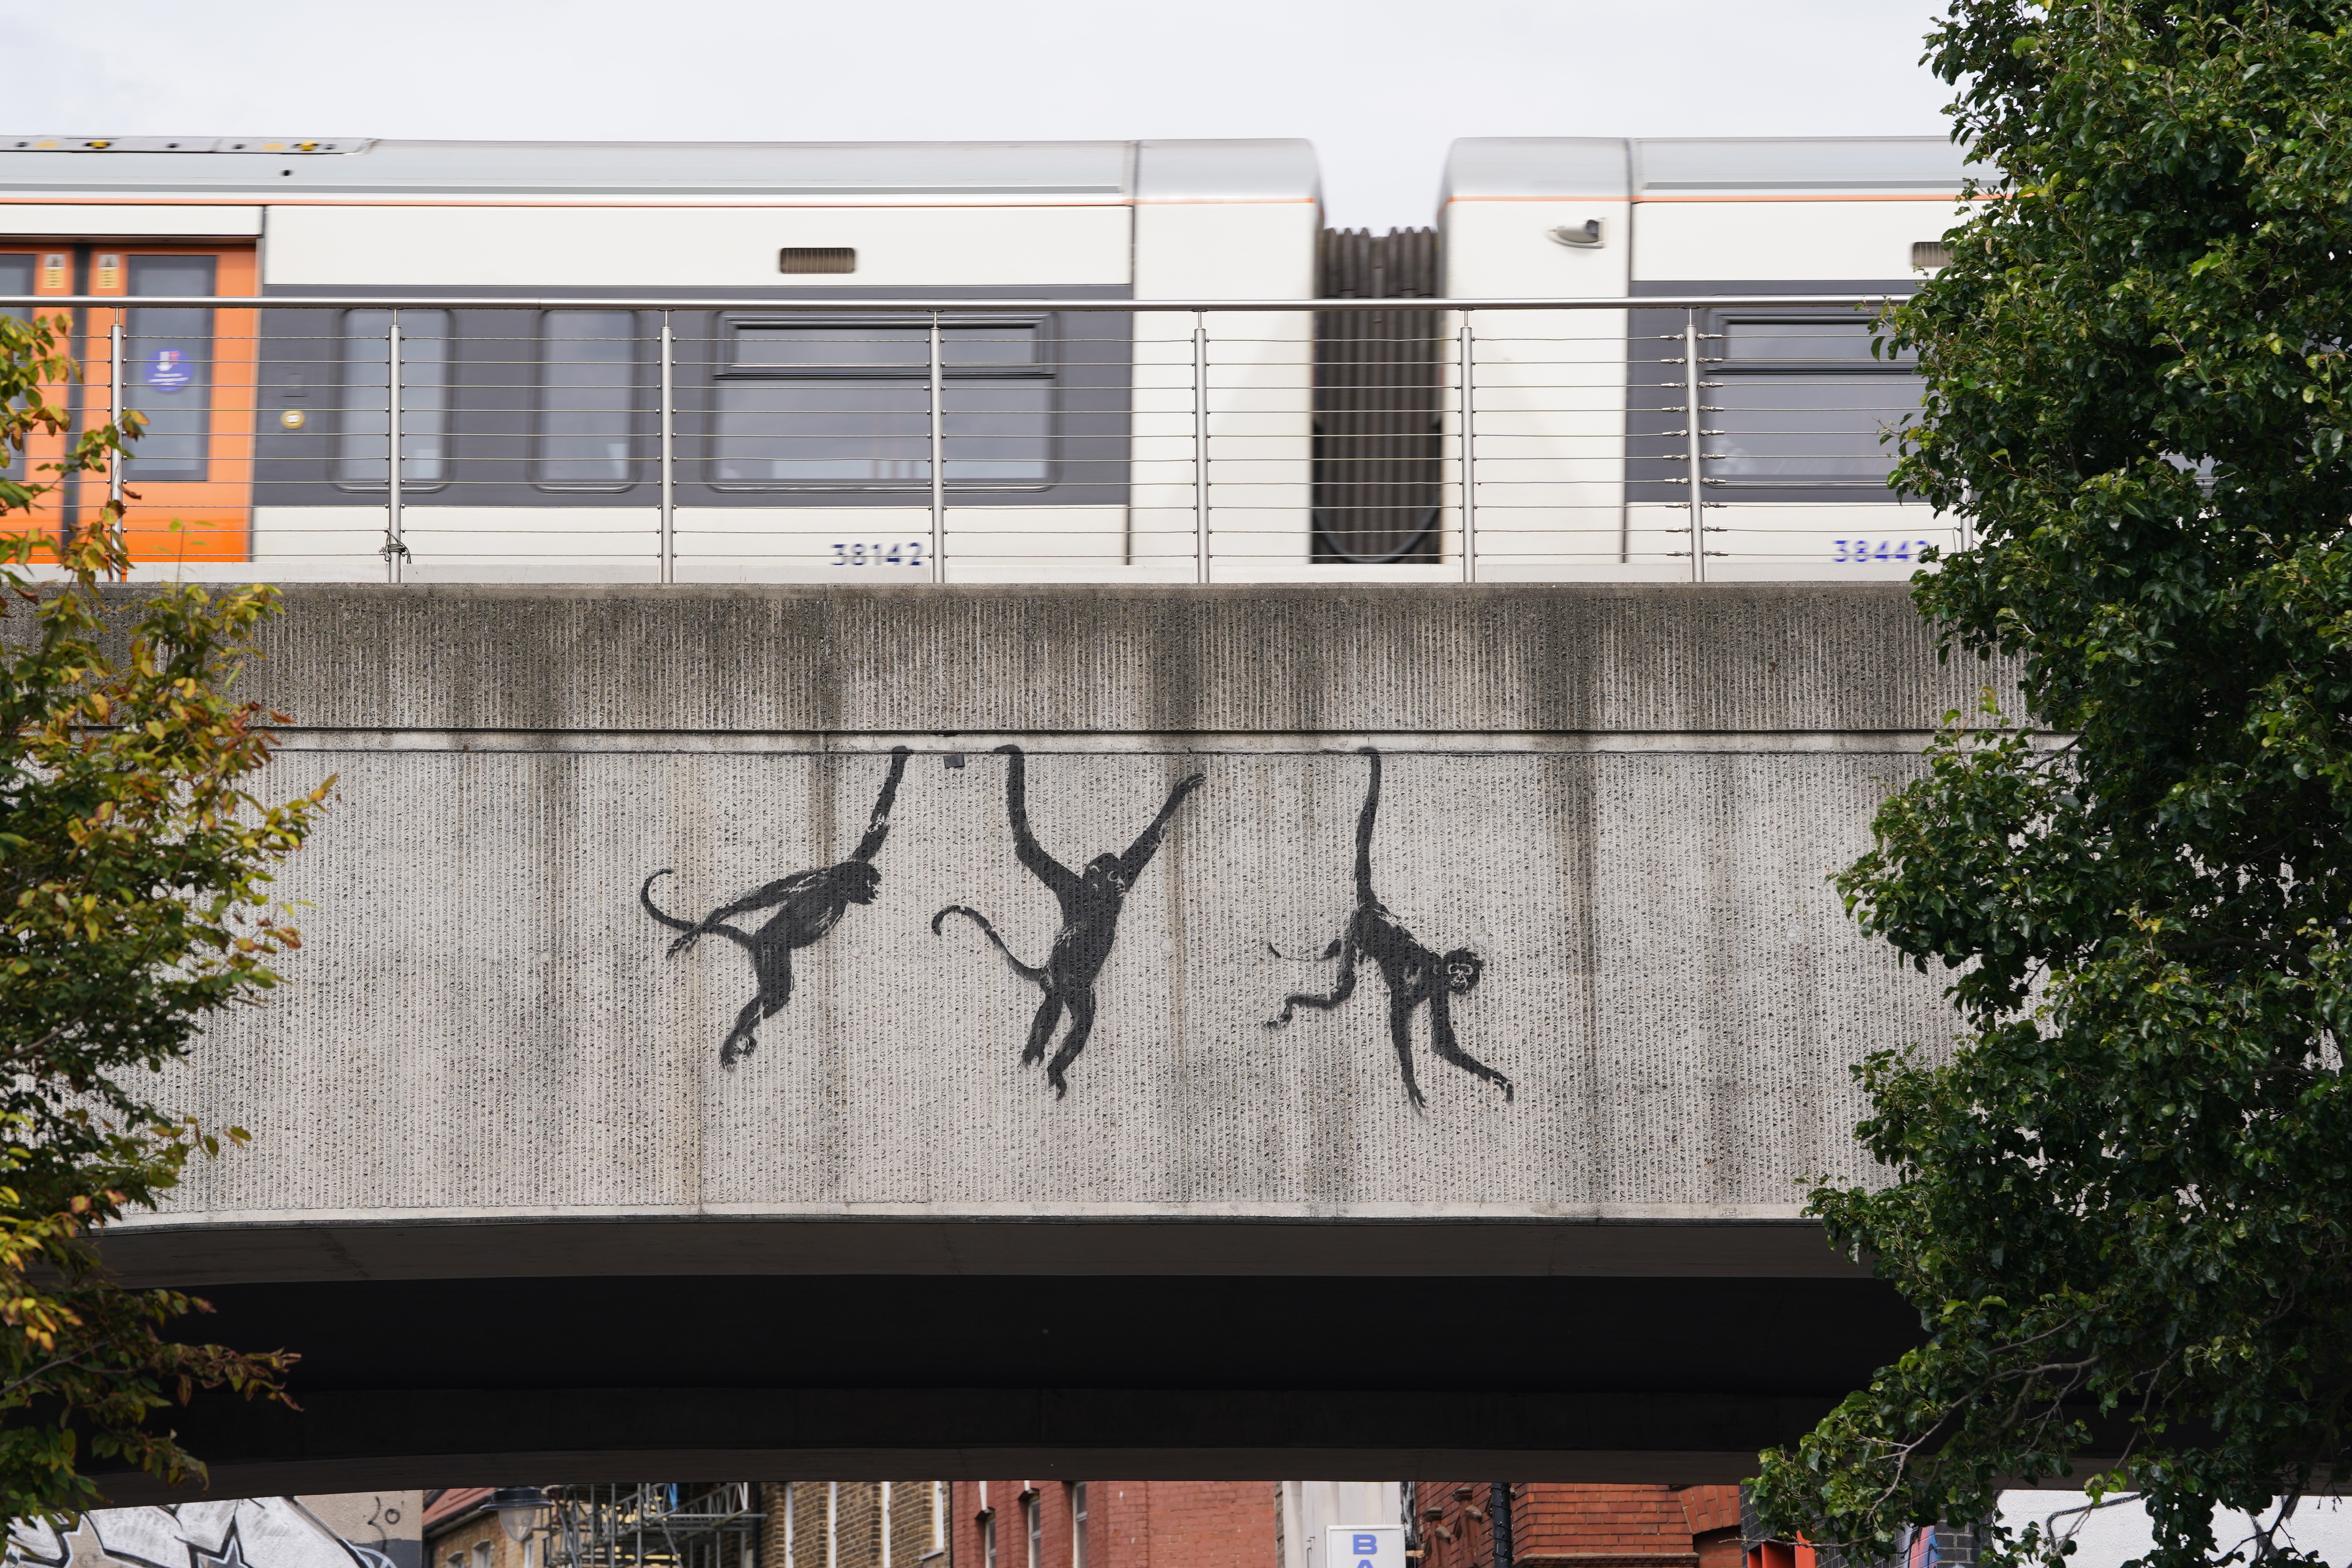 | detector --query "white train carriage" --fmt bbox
[0,133,1992,585]
[0,137,1319,583]
[1440,136,1990,581]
